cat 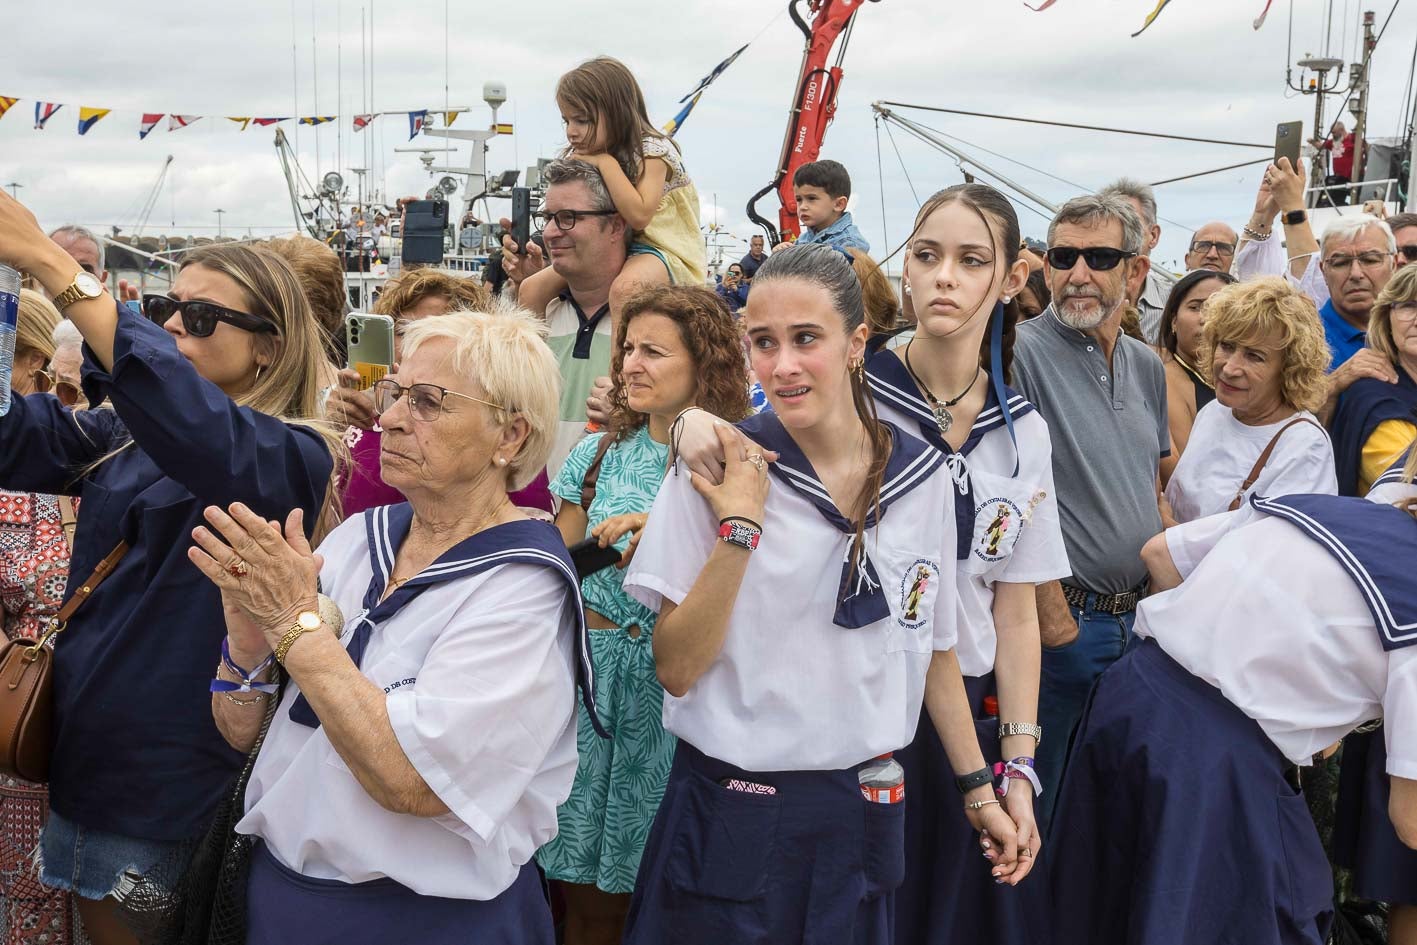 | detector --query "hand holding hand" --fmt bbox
[965,794,1022,883]
[673,409,780,486]
[687,425,770,527]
